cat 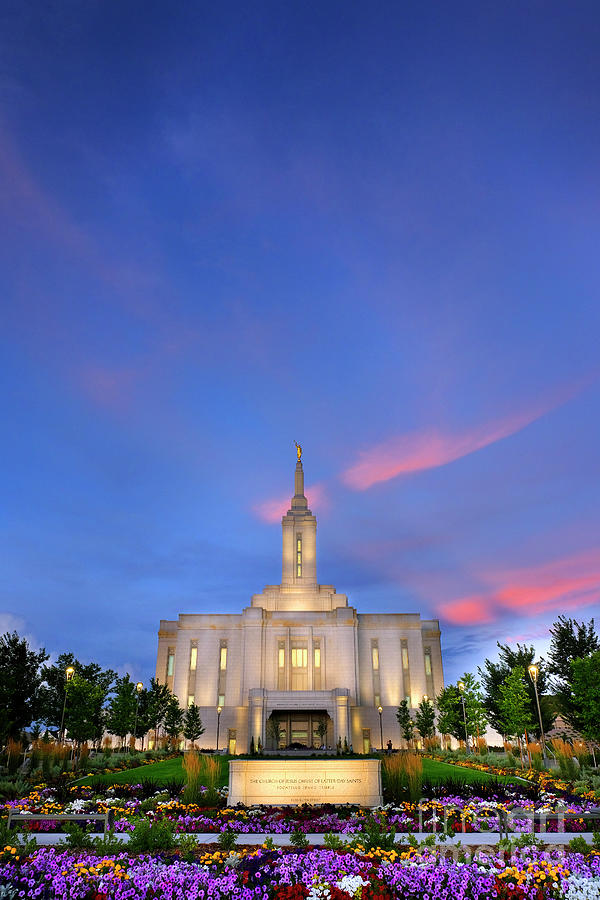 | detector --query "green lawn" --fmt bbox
[79,755,515,790]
